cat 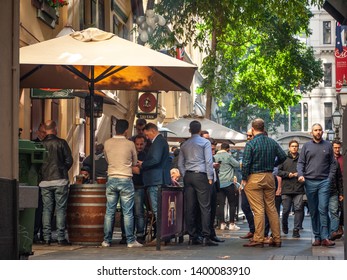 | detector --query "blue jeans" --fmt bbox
[146,185,159,219]
[328,194,340,235]
[134,187,145,237]
[41,185,68,242]
[304,178,331,240]
[103,177,135,244]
